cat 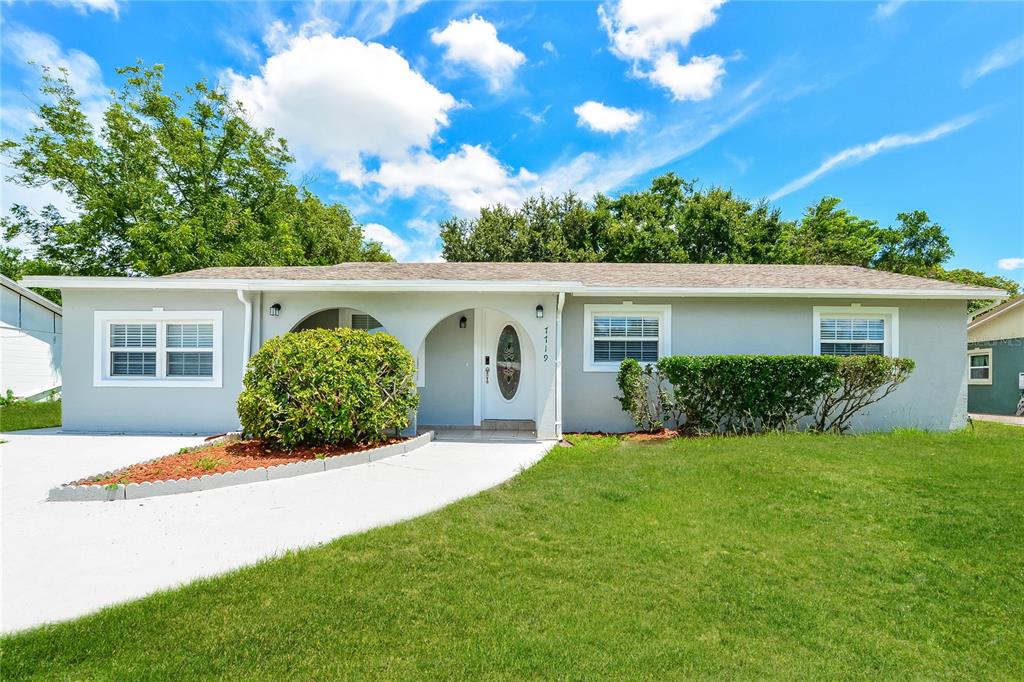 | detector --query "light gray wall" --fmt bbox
[61,289,246,434]
[1,282,62,397]
[418,310,475,425]
[561,296,969,433]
